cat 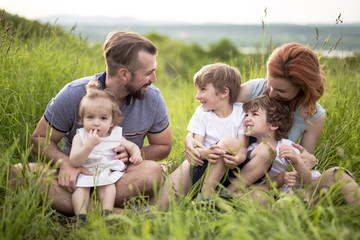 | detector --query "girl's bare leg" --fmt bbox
[98,184,116,211]
[72,187,90,215]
